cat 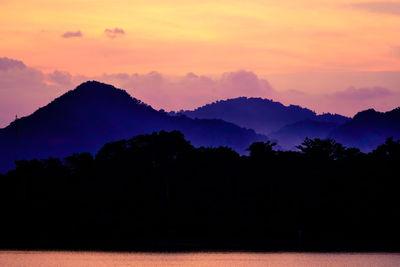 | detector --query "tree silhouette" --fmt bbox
[247,140,277,159]
[372,137,400,159]
[296,137,346,160]
[0,131,399,251]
